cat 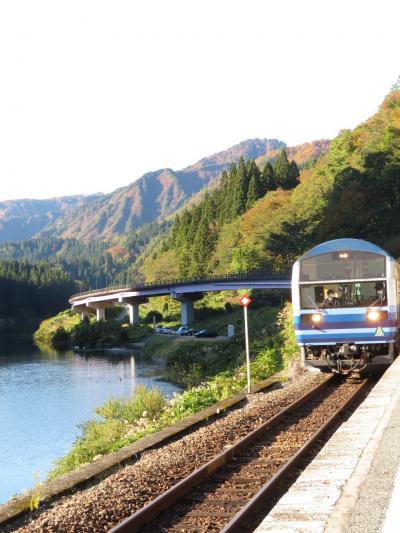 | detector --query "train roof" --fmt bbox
[298,238,392,261]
